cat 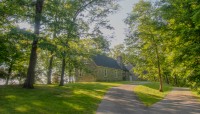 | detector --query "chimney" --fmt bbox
[117,56,122,67]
